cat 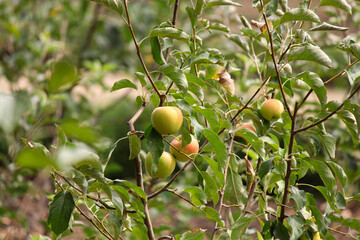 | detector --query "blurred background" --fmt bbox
[0,0,359,239]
